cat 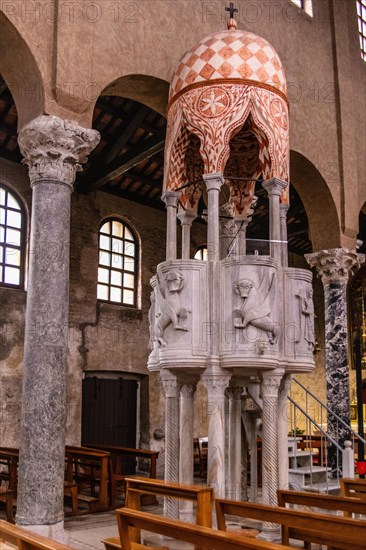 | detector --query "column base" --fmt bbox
[15,520,69,544]
[256,523,281,542]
